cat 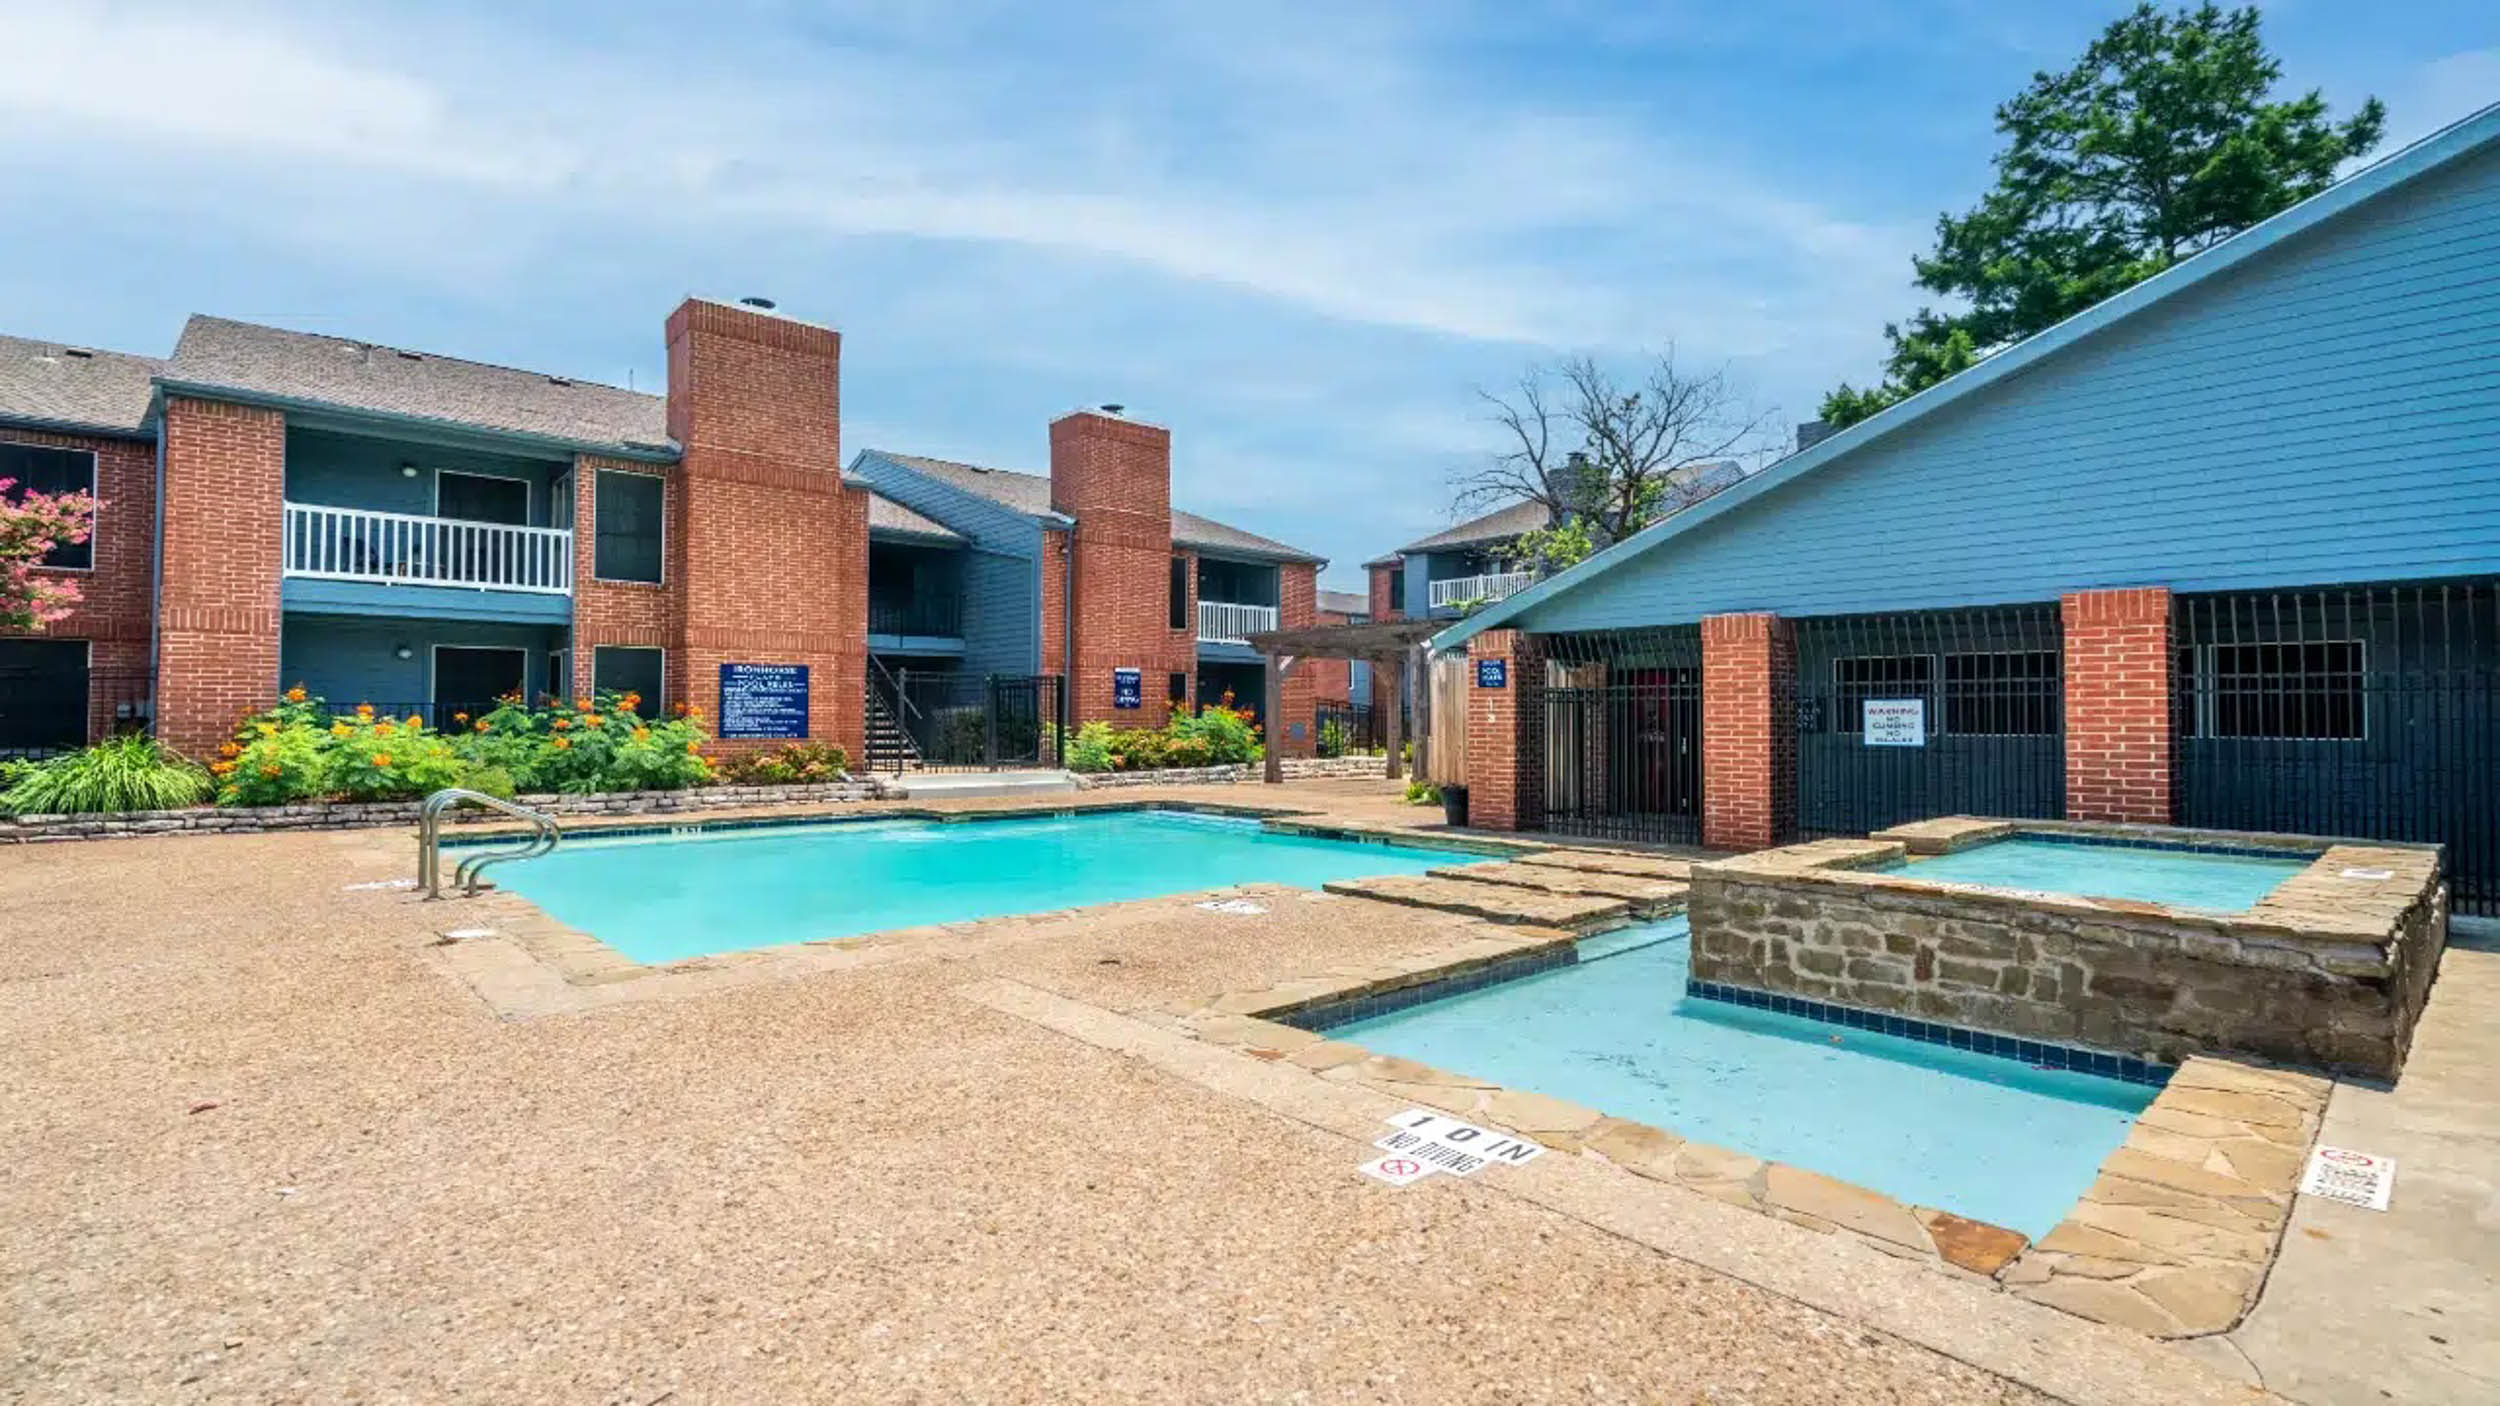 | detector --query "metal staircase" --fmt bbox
[864,657,924,774]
